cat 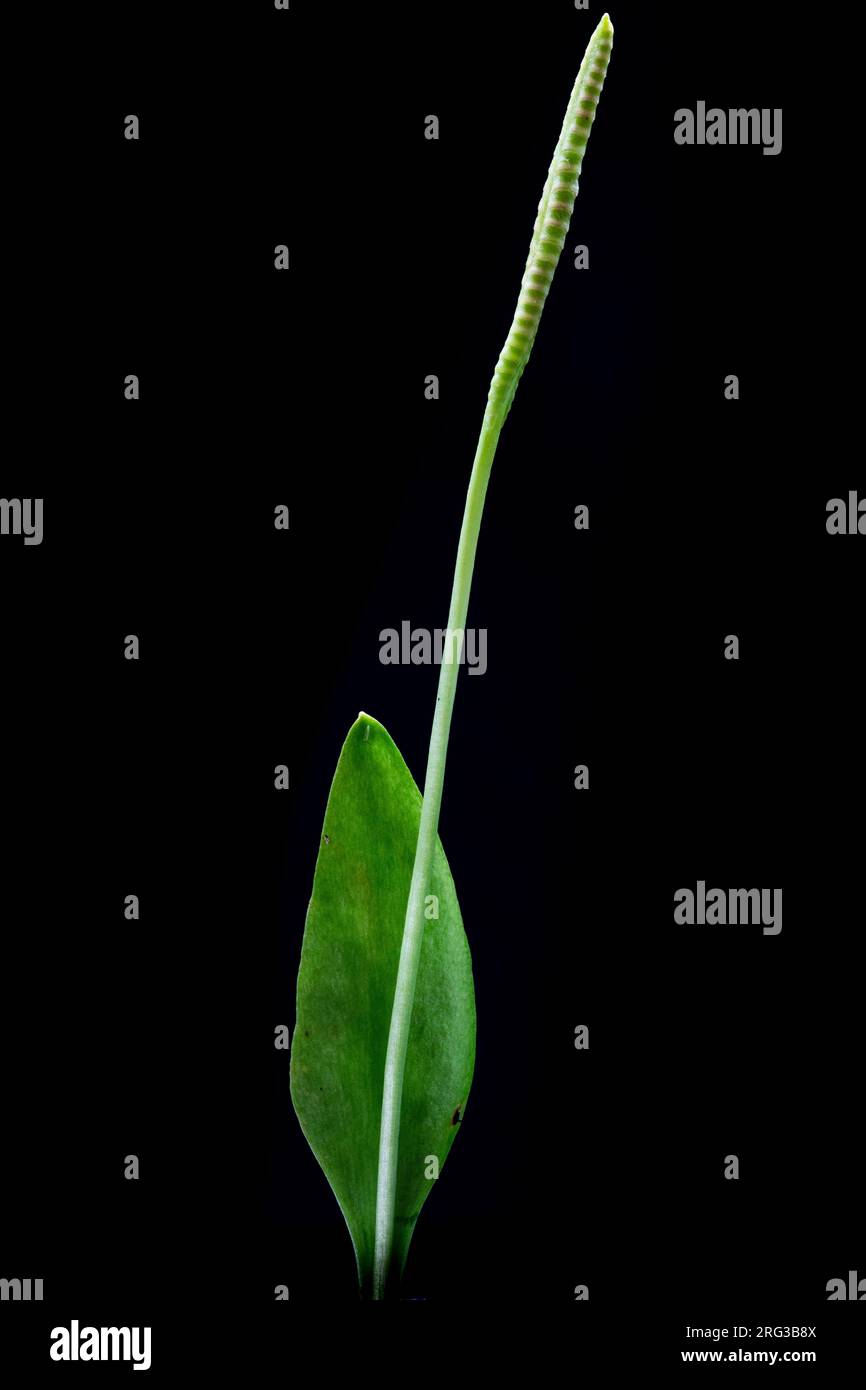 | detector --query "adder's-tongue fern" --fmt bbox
[372,11,614,1299]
